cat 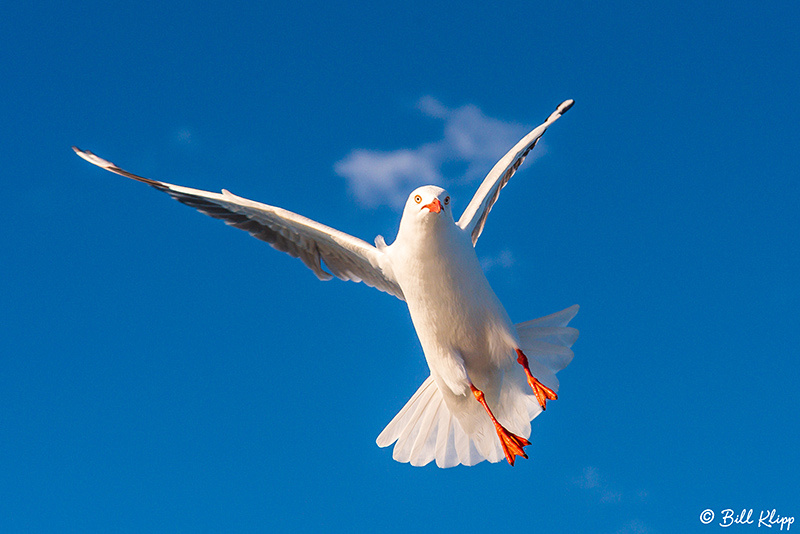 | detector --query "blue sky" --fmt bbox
[2,1,798,532]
